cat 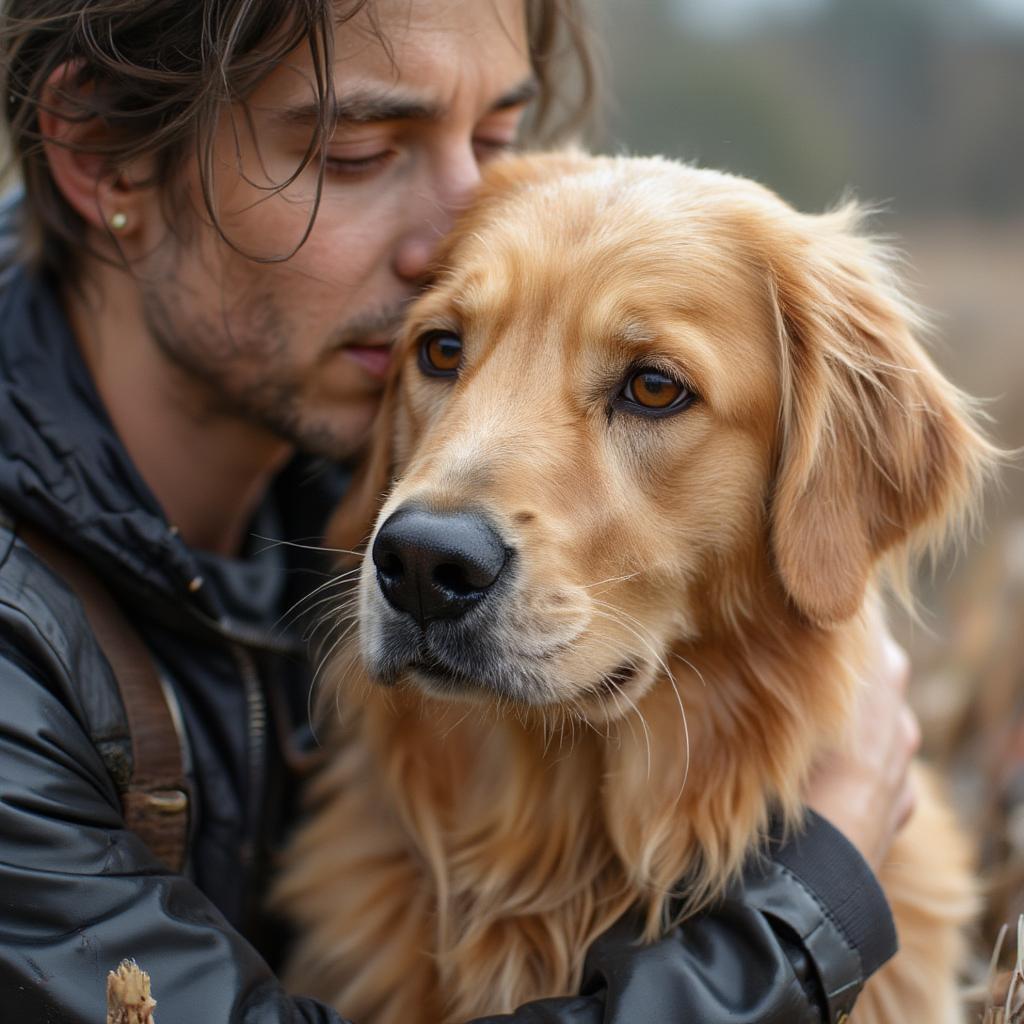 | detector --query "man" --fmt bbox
[0,2,918,1021]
